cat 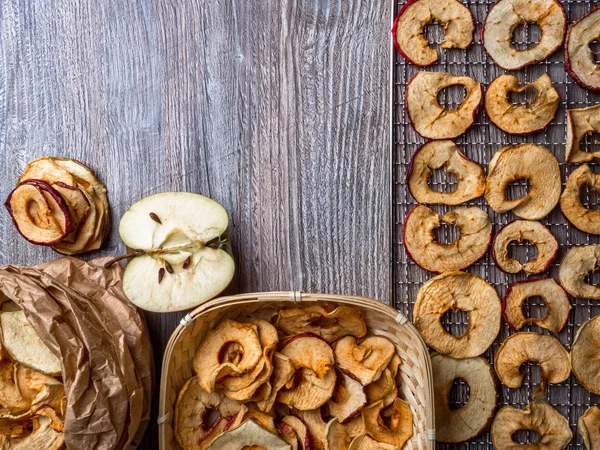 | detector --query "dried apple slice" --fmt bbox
[403,205,492,273]
[494,333,570,398]
[0,413,65,450]
[485,144,561,220]
[566,104,600,163]
[482,0,566,70]
[193,319,262,392]
[414,271,501,358]
[491,402,572,450]
[571,316,600,394]
[256,353,296,413]
[119,192,235,312]
[298,409,328,450]
[559,244,600,300]
[278,333,336,410]
[503,278,571,333]
[407,140,485,205]
[0,309,61,376]
[579,406,600,449]
[174,376,223,450]
[333,336,395,386]
[432,353,497,443]
[361,399,413,448]
[392,0,474,66]
[485,74,560,135]
[492,220,558,275]
[4,181,71,245]
[565,7,600,92]
[348,435,397,450]
[281,416,310,450]
[406,72,482,140]
[275,306,366,343]
[325,418,351,450]
[205,419,290,450]
[561,164,600,234]
[365,356,400,407]
[327,371,367,424]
